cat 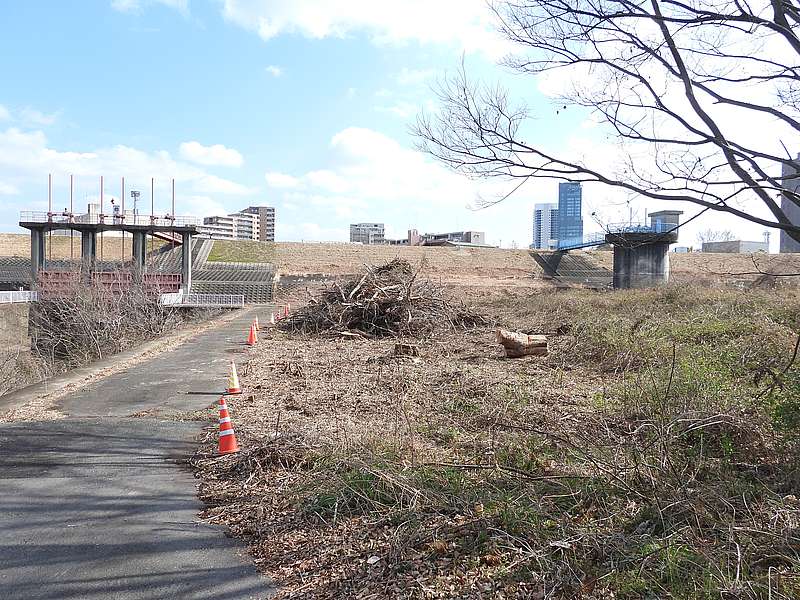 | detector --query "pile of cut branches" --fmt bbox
[278,259,487,337]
